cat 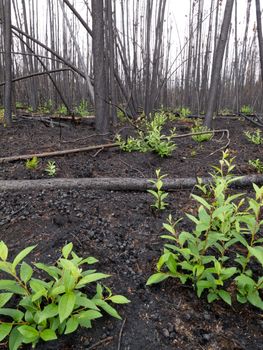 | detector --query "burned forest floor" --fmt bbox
[0,115,262,350]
